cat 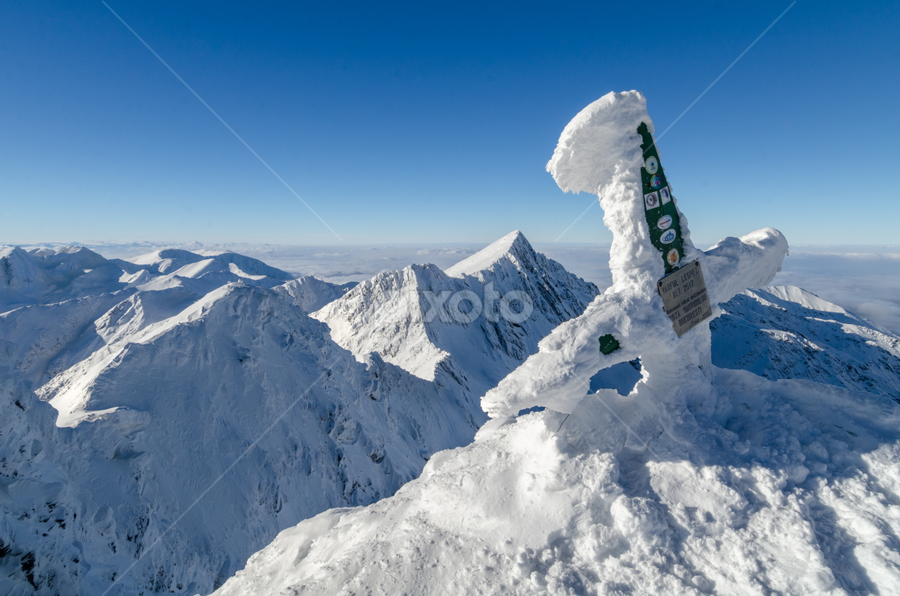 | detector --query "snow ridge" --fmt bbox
[713,286,900,399]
